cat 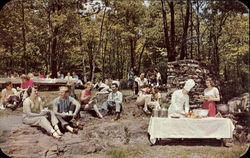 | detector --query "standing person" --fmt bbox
[134,73,148,95]
[127,68,136,89]
[168,79,195,117]
[0,81,19,110]
[22,86,63,139]
[155,68,161,86]
[101,83,123,120]
[52,86,81,133]
[80,81,103,118]
[201,78,220,117]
